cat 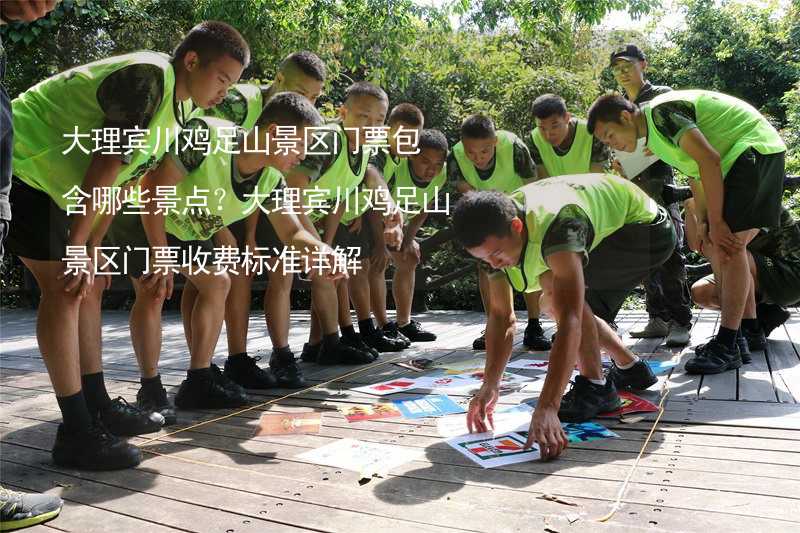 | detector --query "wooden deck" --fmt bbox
[2,307,800,532]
